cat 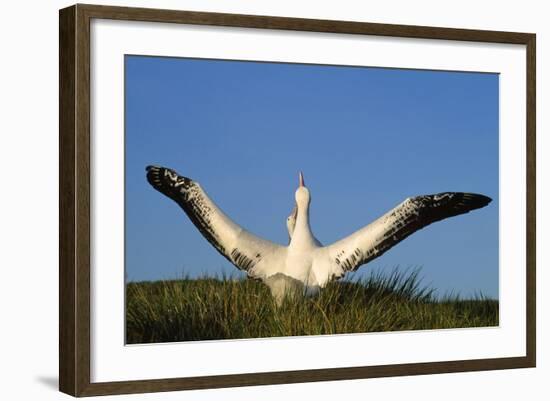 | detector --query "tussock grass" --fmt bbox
[126,269,498,344]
